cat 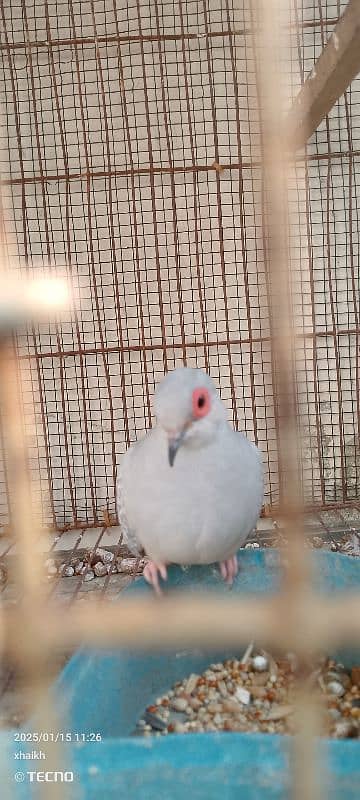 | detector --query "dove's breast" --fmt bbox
[121,426,263,564]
